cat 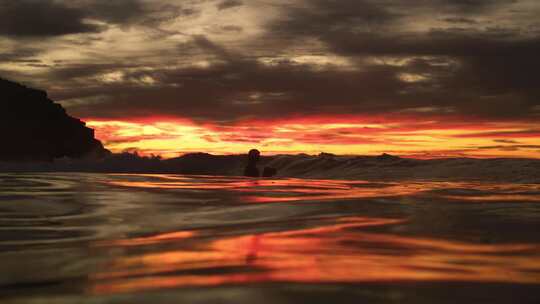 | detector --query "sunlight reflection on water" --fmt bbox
[1,173,540,302]
[90,217,540,295]
[108,174,540,203]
